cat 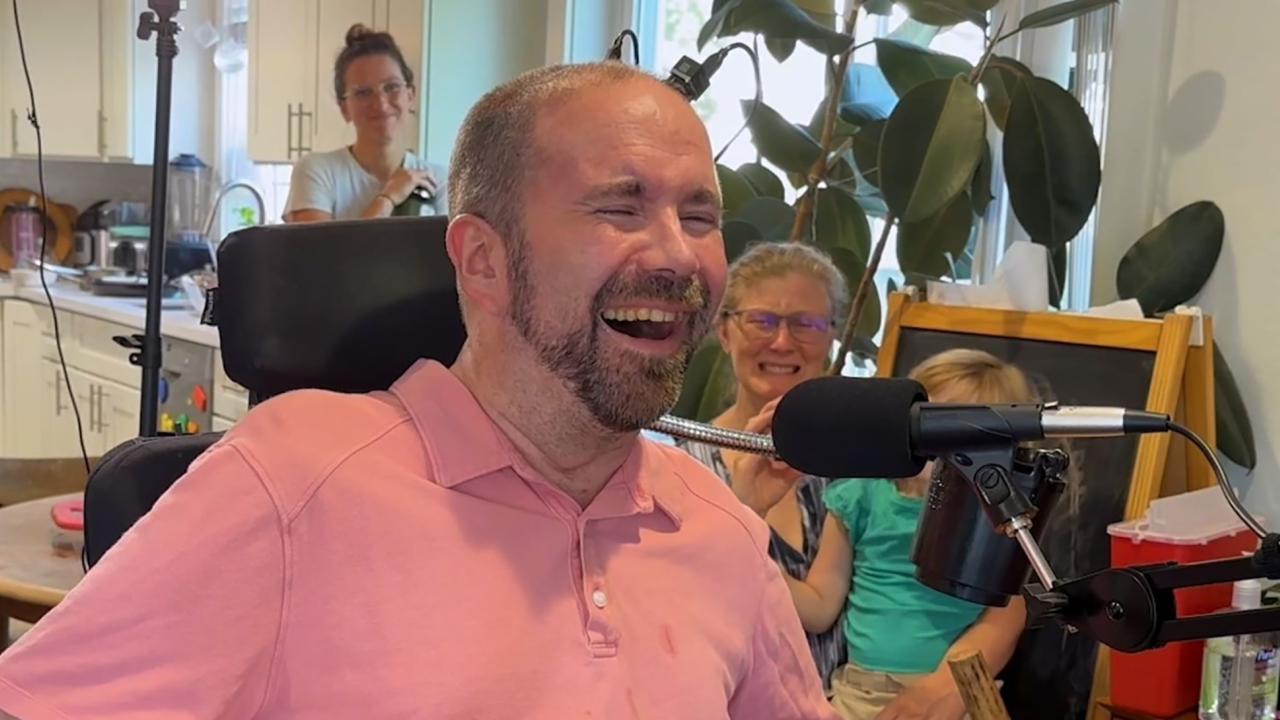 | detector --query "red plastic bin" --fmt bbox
[1107,487,1261,717]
